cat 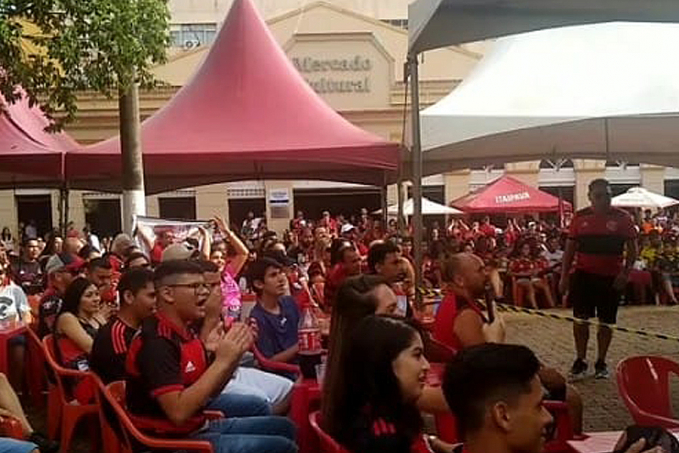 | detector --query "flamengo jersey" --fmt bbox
[568,207,637,276]
[124,313,209,435]
[91,317,138,384]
